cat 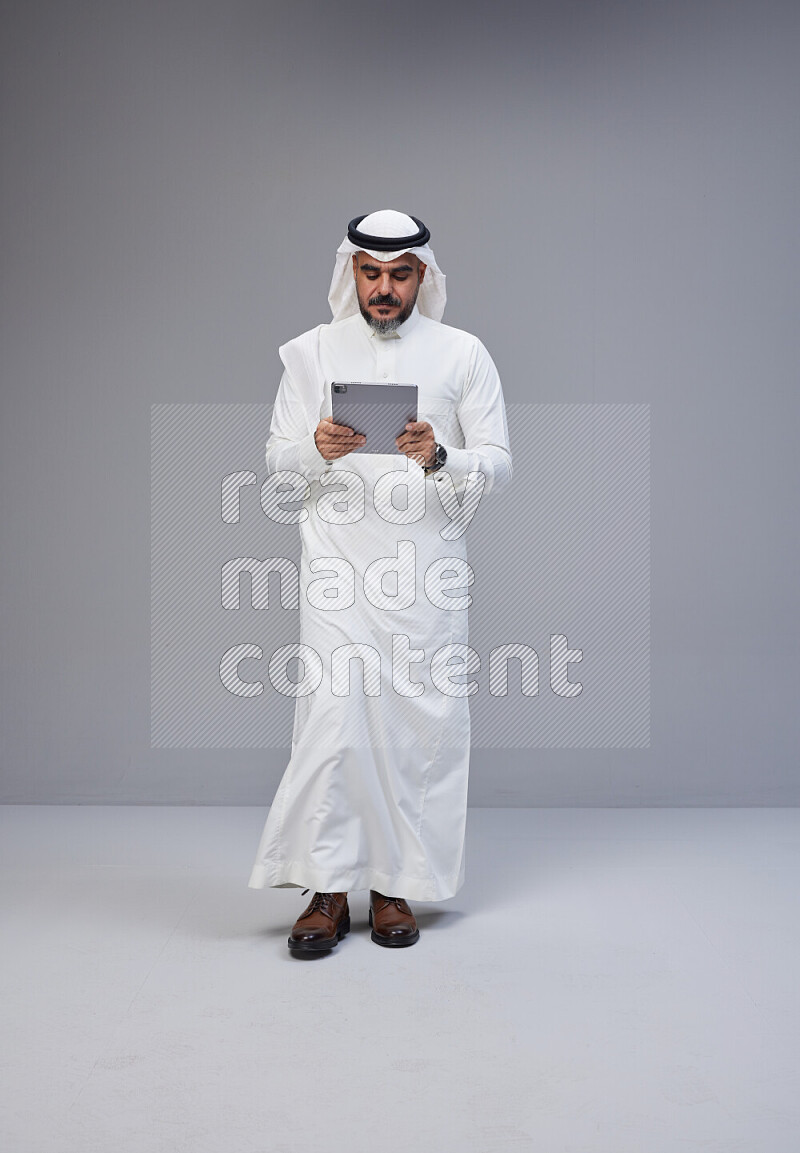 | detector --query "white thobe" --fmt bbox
[247,304,512,901]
